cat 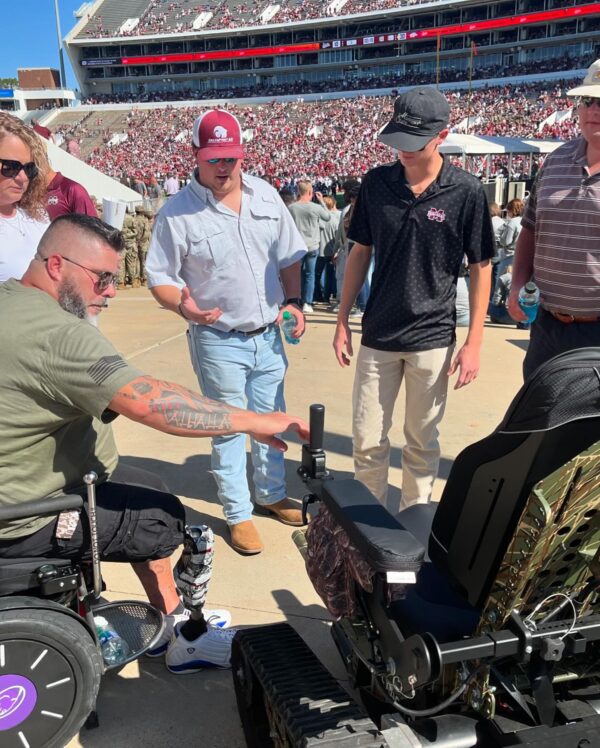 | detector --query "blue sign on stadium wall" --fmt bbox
[0,89,14,99]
